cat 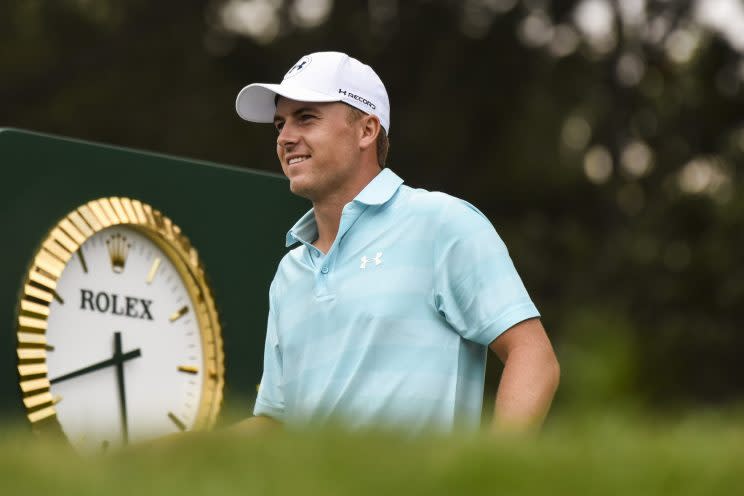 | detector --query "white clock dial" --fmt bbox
[45,226,204,452]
